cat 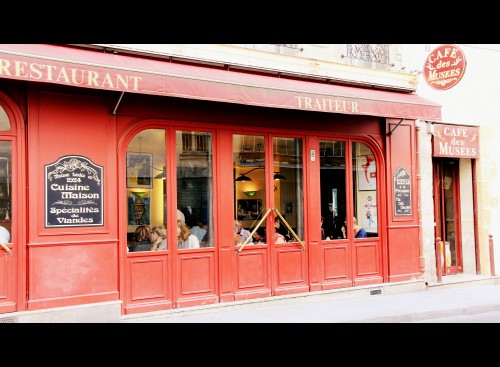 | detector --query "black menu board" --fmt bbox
[394,166,412,216]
